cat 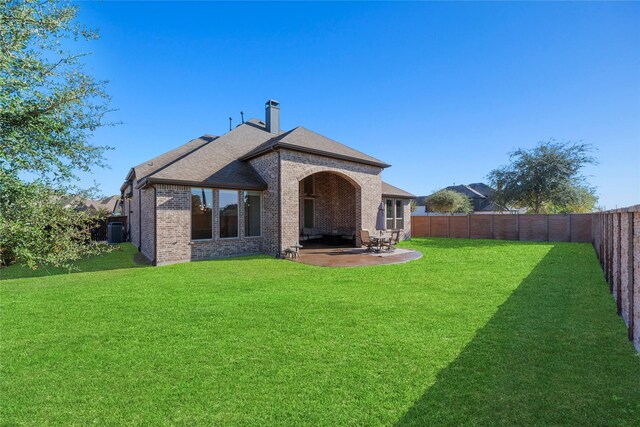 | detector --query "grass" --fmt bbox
[1,238,638,425]
[0,243,145,280]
